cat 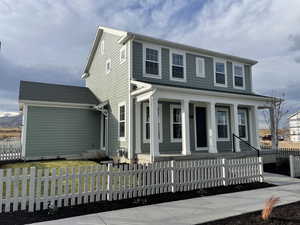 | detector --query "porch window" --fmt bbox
[171,52,185,81]
[214,60,227,86]
[144,47,160,77]
[170,105,182,142]
[238,109,248,140]
[216,108,229,140]
[143,103,163,143]
[118,102,126,141]
[233,64,244,88]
